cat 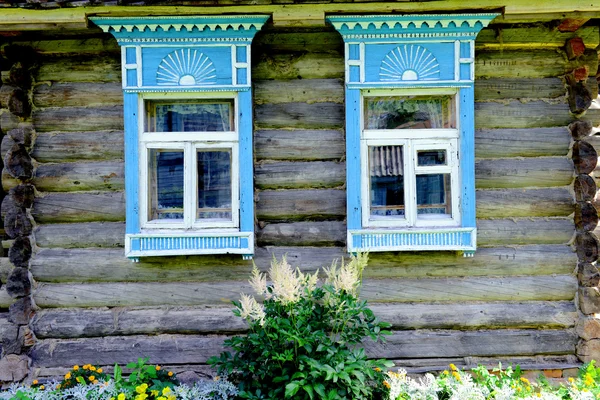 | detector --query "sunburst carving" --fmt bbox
[156,49,217,86]
[379,45,440,81]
